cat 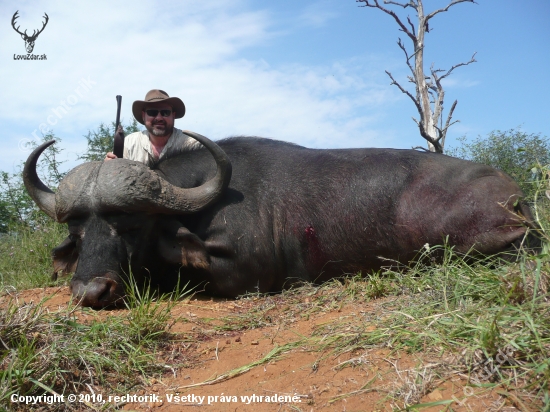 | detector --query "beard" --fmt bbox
[147,122,173,137]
